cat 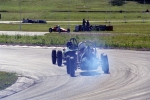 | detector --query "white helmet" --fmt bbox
[78,42,86,50]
